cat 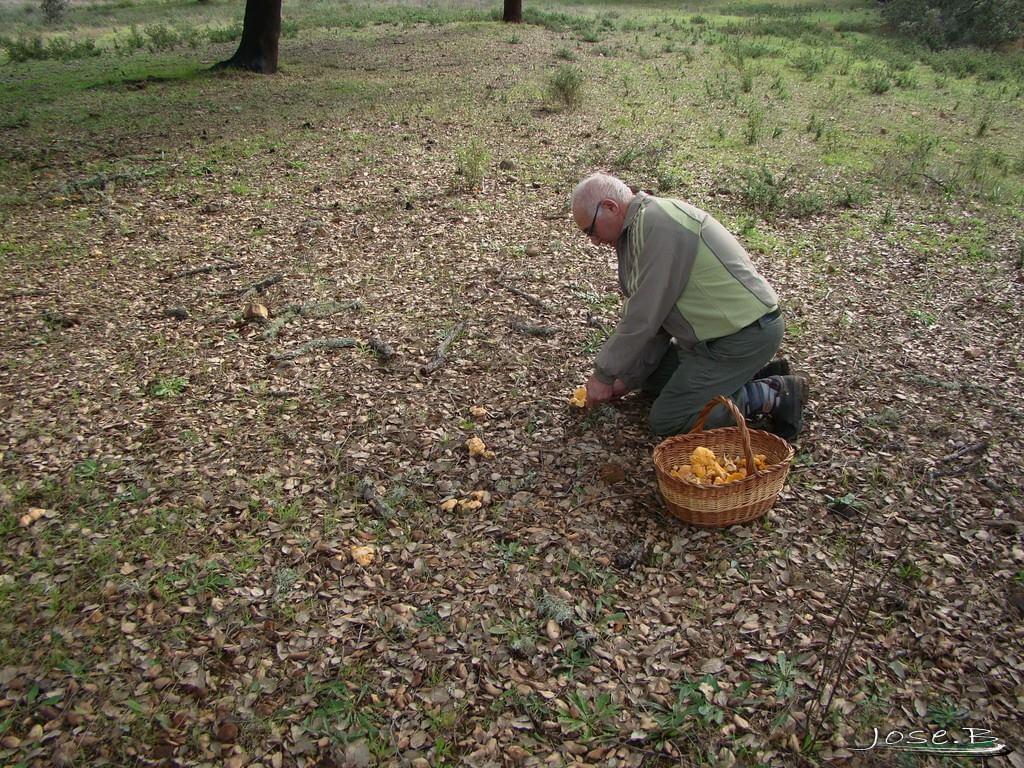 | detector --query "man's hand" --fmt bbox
[611,378,630,400]
[585,374,615,407]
